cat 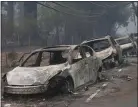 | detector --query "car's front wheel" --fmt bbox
[60,77,74,94]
